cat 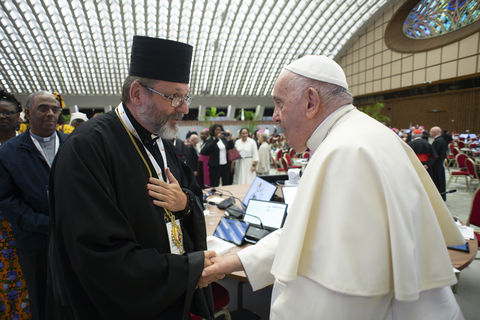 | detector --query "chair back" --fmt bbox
[456,153,468,169]
[467,187,480,227]
[285,153,292,166]
[465,158,479,179]
[458,140,465,148]
[452,147,460,157]
[289,148,296,159]
[280,156,289,171]
[469,142,478,148]
[276,149,283,161]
